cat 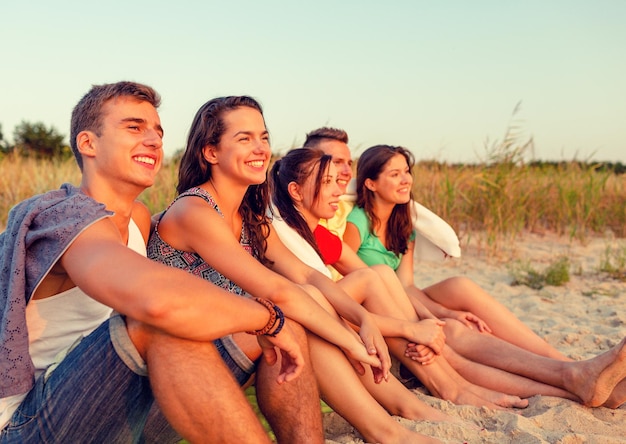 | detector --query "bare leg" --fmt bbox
[391,338,528,409]
[371,264,418,316]
[352,347,461,424]
[439,319,574,398]
[443,319,626,407]
[423,276,570,360]
[441,344,575,400]
[307,334,441,444]
[127,319,271,444]
[255,320,324,444]
[337,273,527,408]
